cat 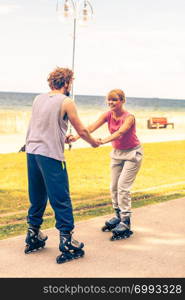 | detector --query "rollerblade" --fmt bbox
[56,232,85,264]
[110,216,133,241]
[24,225,48,254]
[102,208,121,232]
